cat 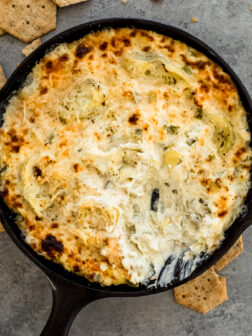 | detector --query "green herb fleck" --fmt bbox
[195,107,203,119]
[207,154,215,161]
[182,65,192,74]
[46,133,55,145]
[188,47,198,57]
[135,128,143,135]
[199,198,204,204]
[0,165,8,174]
[165,125,180,135]
[186,138,196,146]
